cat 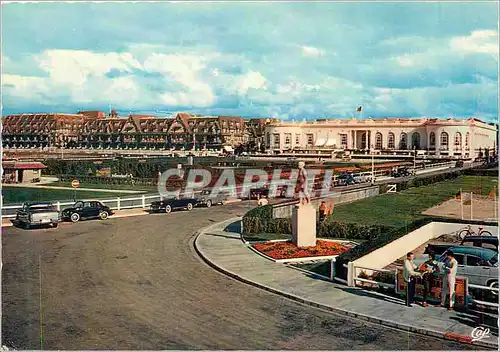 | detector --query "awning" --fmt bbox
[314,137,327,147]
[325,137,337,147]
